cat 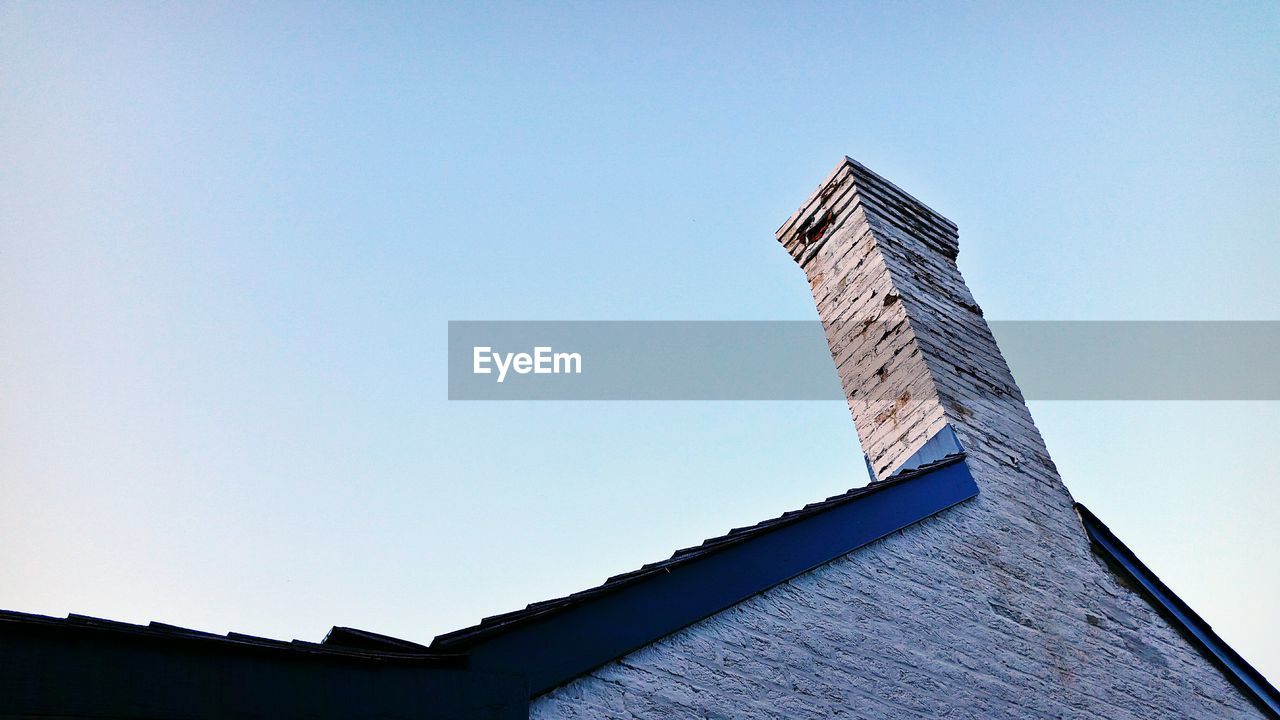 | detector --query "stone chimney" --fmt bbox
[777,158,1054,484]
